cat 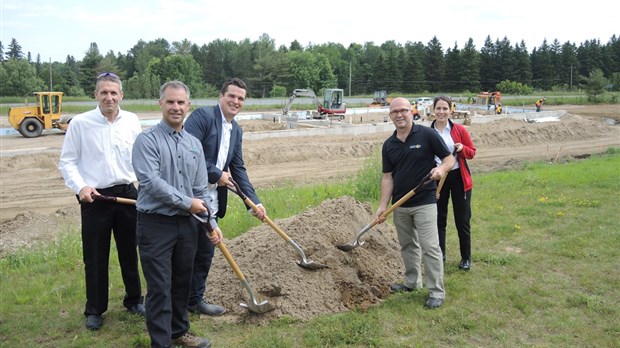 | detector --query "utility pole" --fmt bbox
[570,65,573,91]
[49,57,53,91]
[348,61,352,97]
